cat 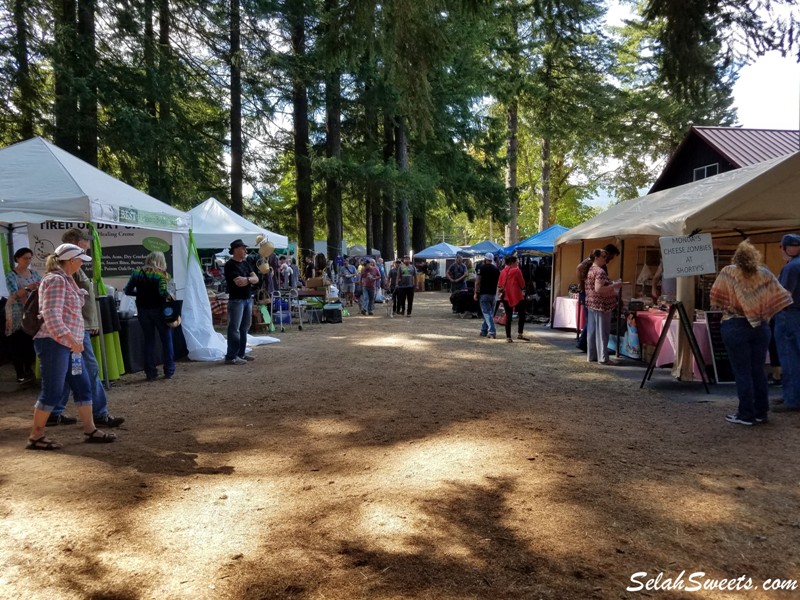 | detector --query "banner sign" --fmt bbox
[659,233,716,278]
[28,222,173,279]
